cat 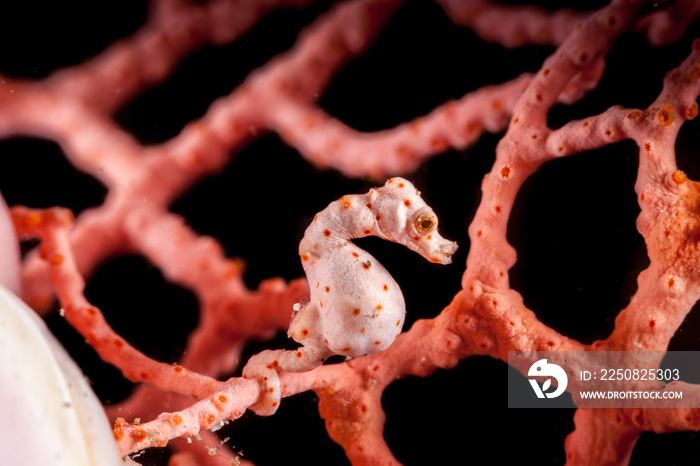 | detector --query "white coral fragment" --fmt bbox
[0,284,133,465]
